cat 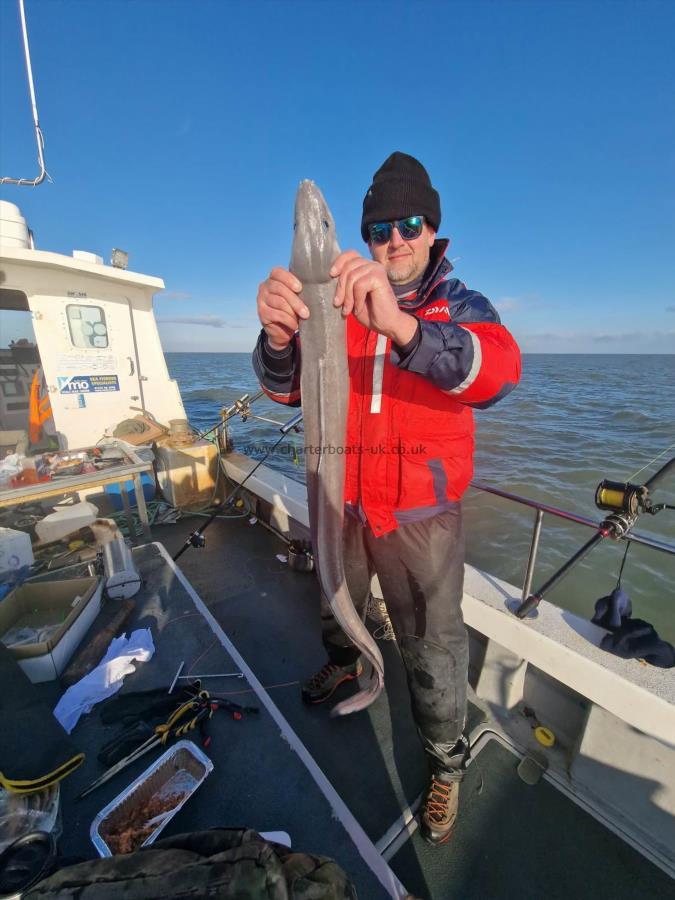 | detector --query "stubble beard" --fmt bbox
[386,258,416,283]
[386,248,429,285]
